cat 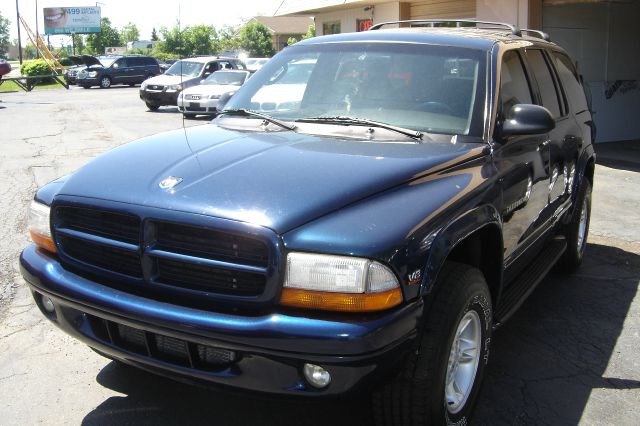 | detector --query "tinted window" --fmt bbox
[526,49,562,118]
[553,52,588,113]
[113,58,128,68]
[128,57,141,66]
[500,51,532,115]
